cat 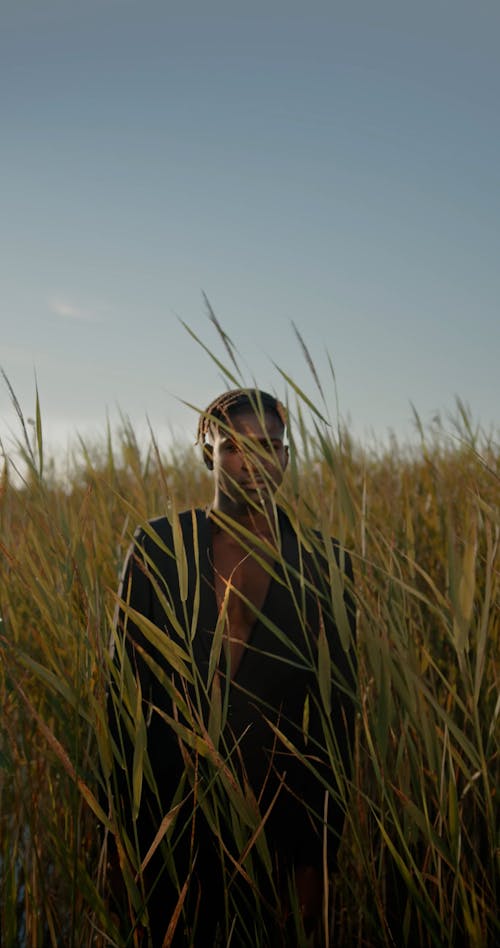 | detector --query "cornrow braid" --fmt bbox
[196,388,287,445]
